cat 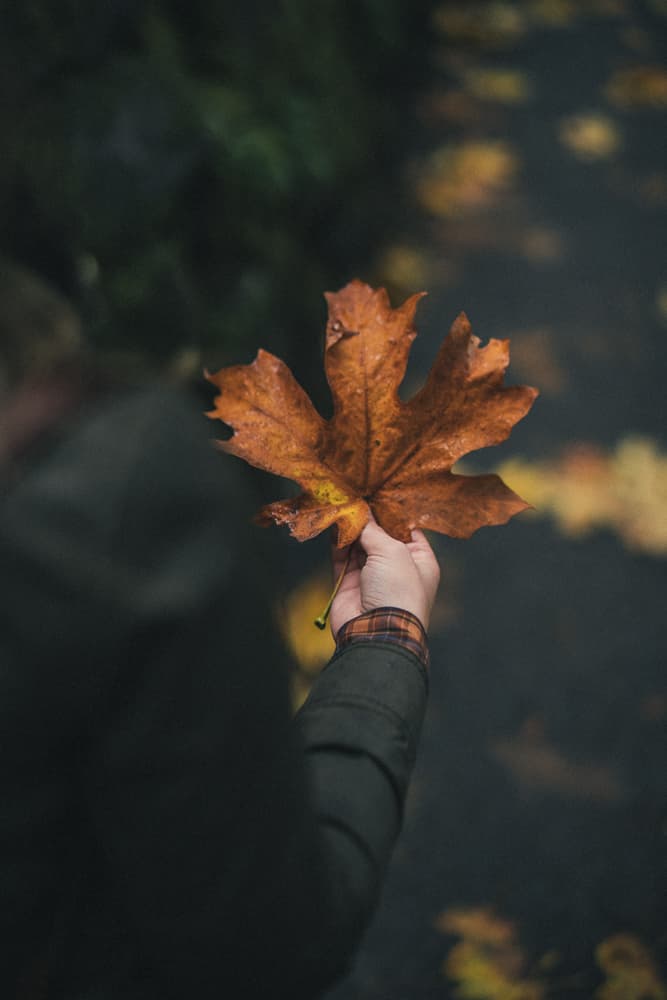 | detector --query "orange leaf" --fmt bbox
[206,280,538,546]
